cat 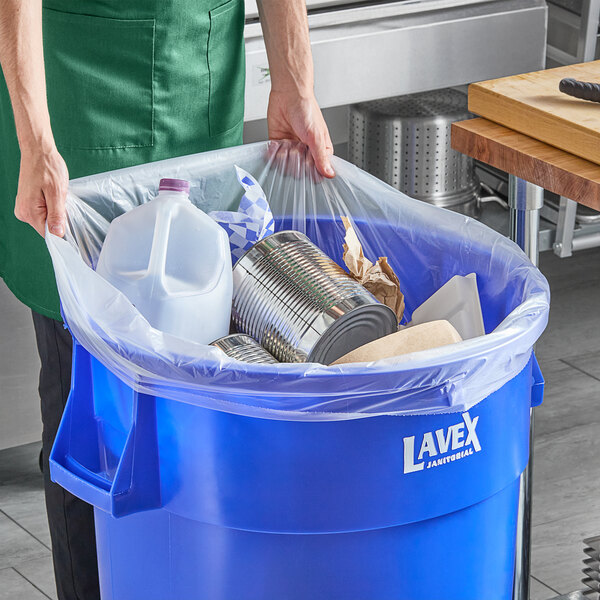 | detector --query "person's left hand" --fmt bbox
[267,90,335,178]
